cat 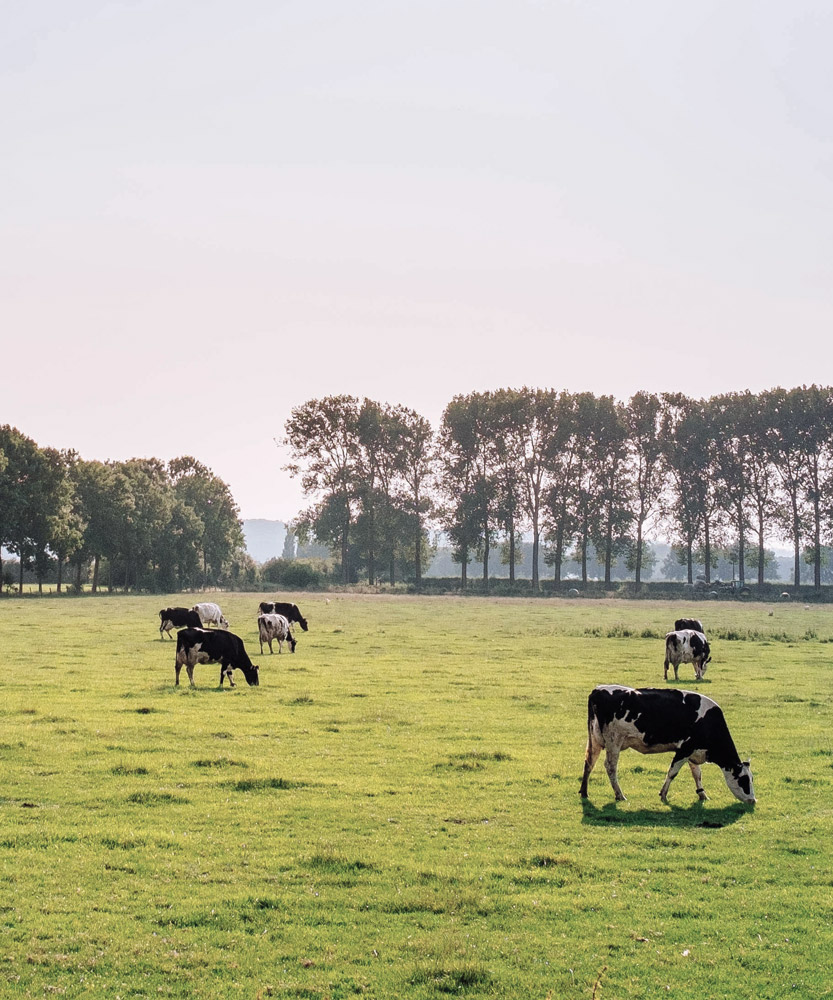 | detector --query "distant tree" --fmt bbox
[588,396,633,588]
[281,522,297,561]
[437,394,491,588]
[542,392,586,585]
[660,395,707,584]
[392,405,434,586]
[169,456,243,585]
[284,396,361,584]
[625,392,664,590]
[0,426,43,592]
